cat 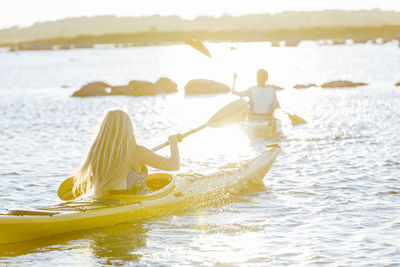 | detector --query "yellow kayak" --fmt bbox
[0,145,280,245]
[244,115,282,139]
